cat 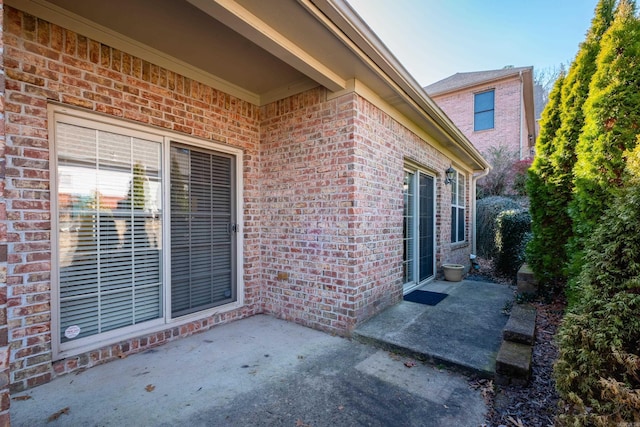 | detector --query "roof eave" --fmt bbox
[305,0,489,171]
[427,67,534,98]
